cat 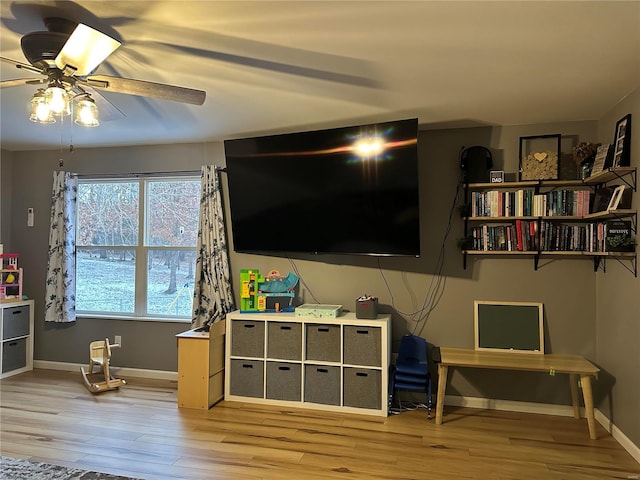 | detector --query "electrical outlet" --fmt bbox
[115,335,122,346]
